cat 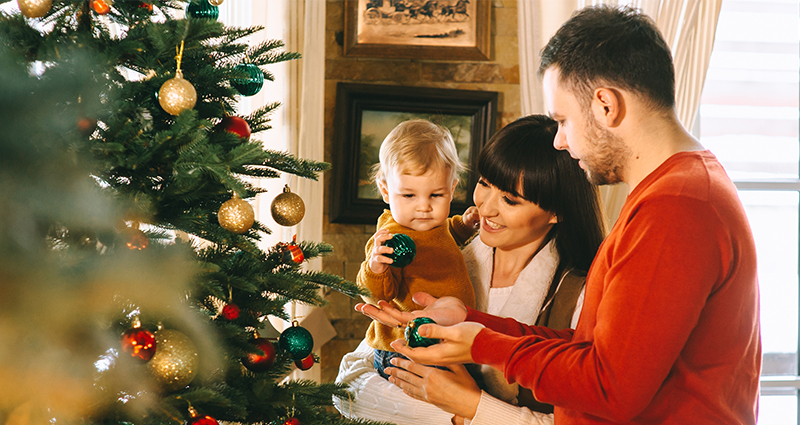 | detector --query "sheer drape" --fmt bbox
[518,0,722,226]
